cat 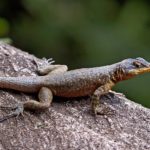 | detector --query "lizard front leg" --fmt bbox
[91,81,114,115]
